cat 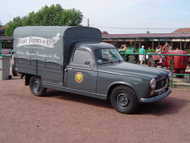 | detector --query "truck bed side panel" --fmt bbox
[16,58,63,84]
[38,61,63,84]
[15,58,37,75]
